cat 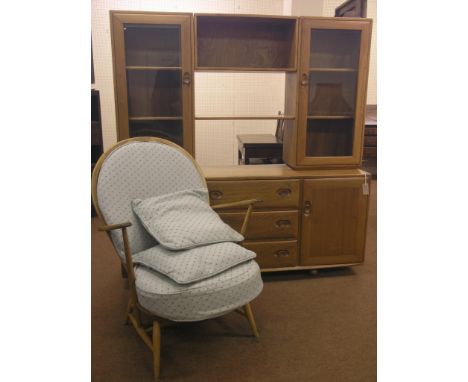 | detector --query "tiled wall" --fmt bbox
[91,0,285,166]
